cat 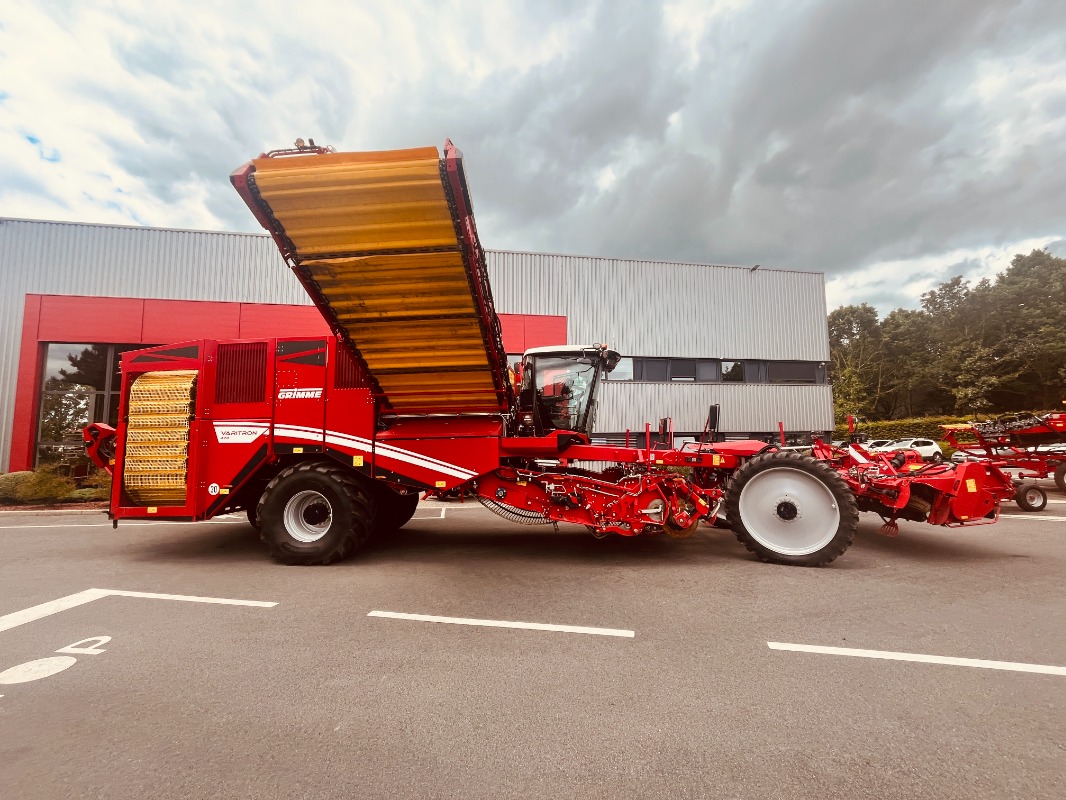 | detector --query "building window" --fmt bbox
[722,361,745,382]
[639,358,670,381]
[767,361,818,383]
[601,356,825,384]
[36,343,149,468]
[609,357,634,380]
